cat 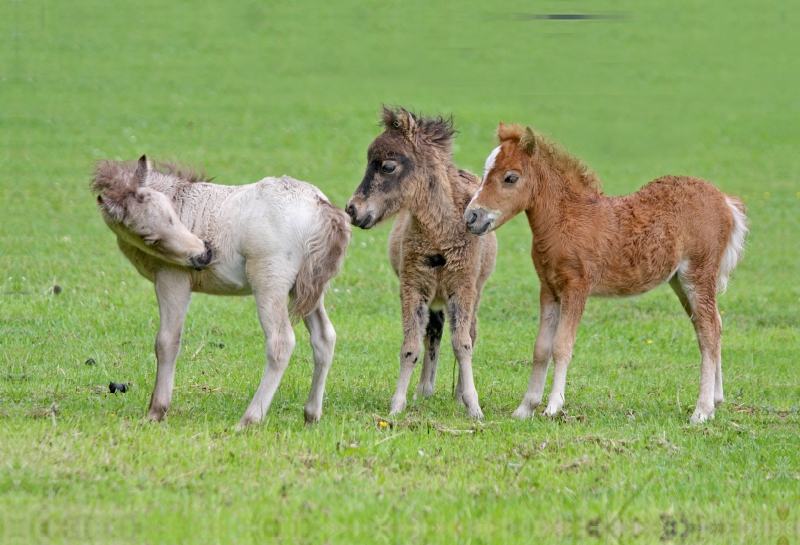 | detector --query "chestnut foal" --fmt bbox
[465,124,747,423]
